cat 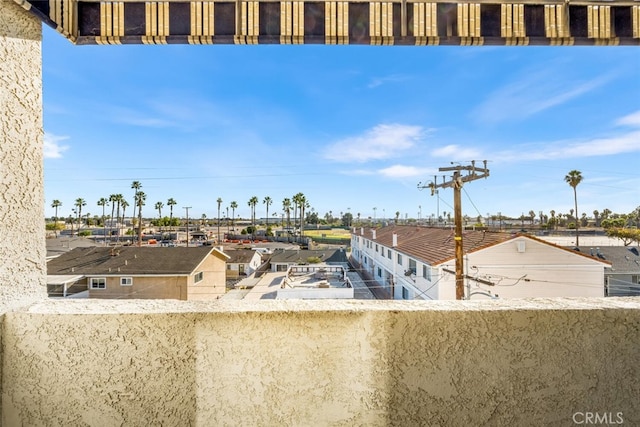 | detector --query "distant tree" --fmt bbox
[282,198,292,238]
[293,193,307,237]
[341,212,353,227]
[565,170,583,246]
[263,196,272,228]
[216,197,223,242]
[601,208,612,221]
[120,199,129,243]
[606,228,640,246]
[51,199,62,237]
[74,198,86,229]
[135,191,146,246]
[602,218,627,229]
[593,210,600,227]
[307,211,319,225]
[97,197,109,244]
[395,211,400,224]
[230,201,238,231]
[155,201,164,222]
[248,196,259,236]
[528,210,536,226]
[131,181,142,232]
[167,197,177,237]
